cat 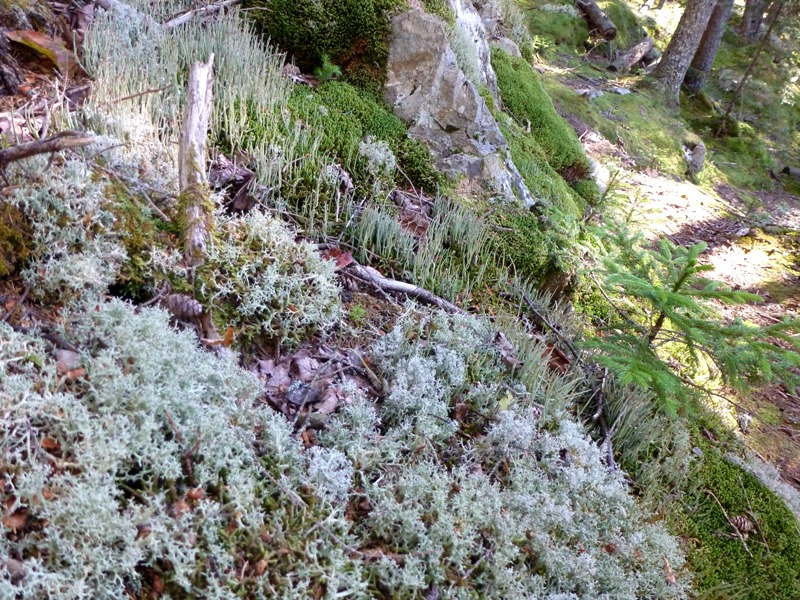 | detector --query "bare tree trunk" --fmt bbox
[722,1,784,121]
[653,0,716,108]
[609,37,655,72]
[179,55,215,268]
[684,0,735,93]
[0,36,23,96]
[740,0,768,42]
[763,0,791,29]
[576,0,618,40]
